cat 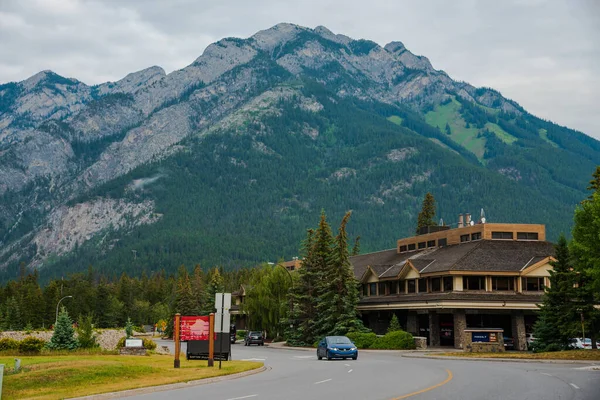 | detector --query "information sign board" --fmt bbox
[180,316,217,341]
[125,338,143,348]
[471,332,490,342]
